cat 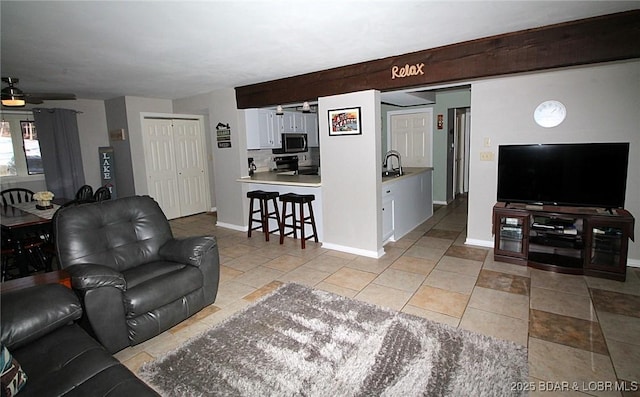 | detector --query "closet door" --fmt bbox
[173,119,207,217]
[143,118,181,219]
